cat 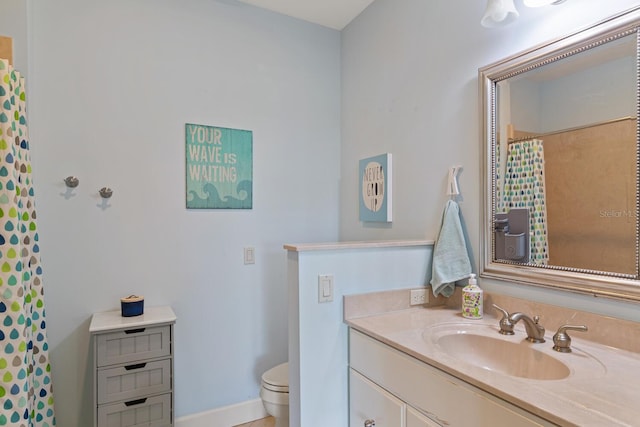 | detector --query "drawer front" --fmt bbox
[97,326,171,367]
[407,406,442,427]
[98,393,172,427]
[350,368,405,426]
[98,359,172,404]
